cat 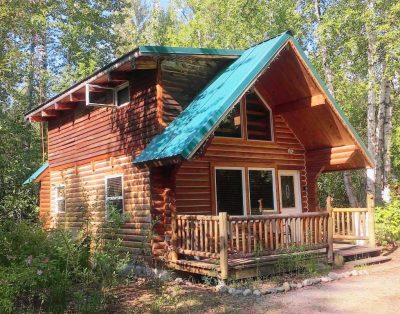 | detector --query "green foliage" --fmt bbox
[375,197,400,245]
[0,214,130,313]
